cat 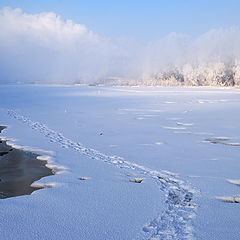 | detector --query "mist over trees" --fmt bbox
[138,61,240,86]
[1,7,240,86]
